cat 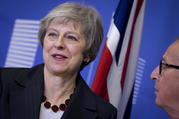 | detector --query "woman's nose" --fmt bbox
[150,66,160,81]
[54,36,65,49]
